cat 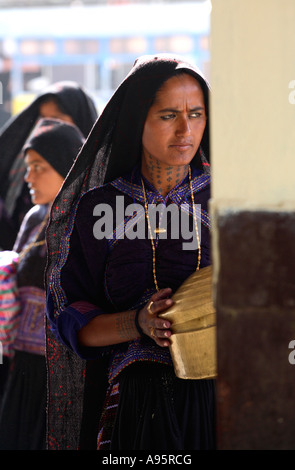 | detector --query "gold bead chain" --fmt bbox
[141,166,201,292]
[141,177,159,291]
[188,165,201,271]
